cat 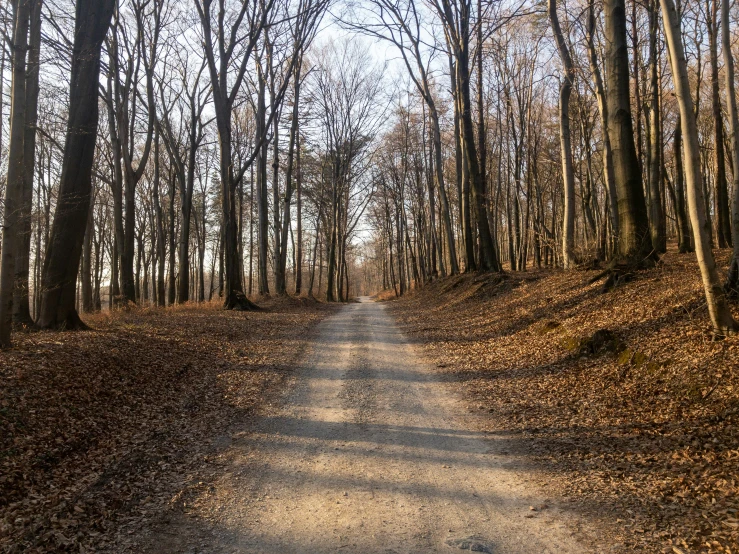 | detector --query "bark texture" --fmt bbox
[37,0,116,329]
